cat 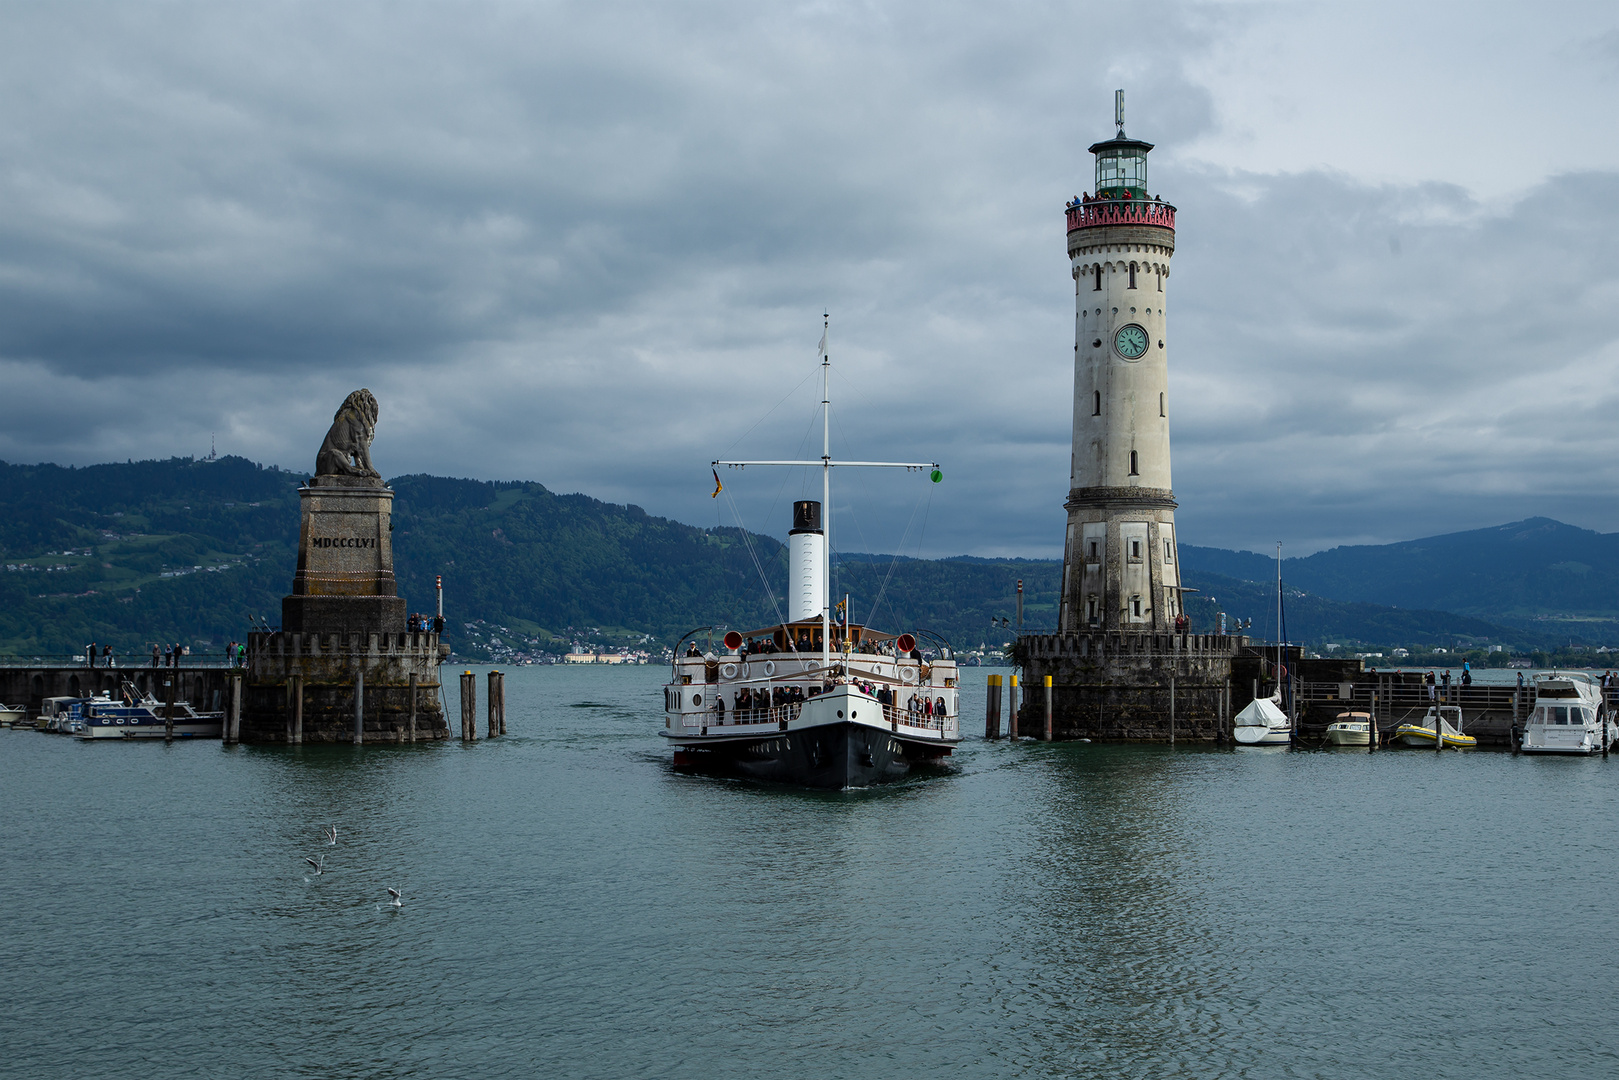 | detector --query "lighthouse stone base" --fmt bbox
[1012,631,1247,741]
